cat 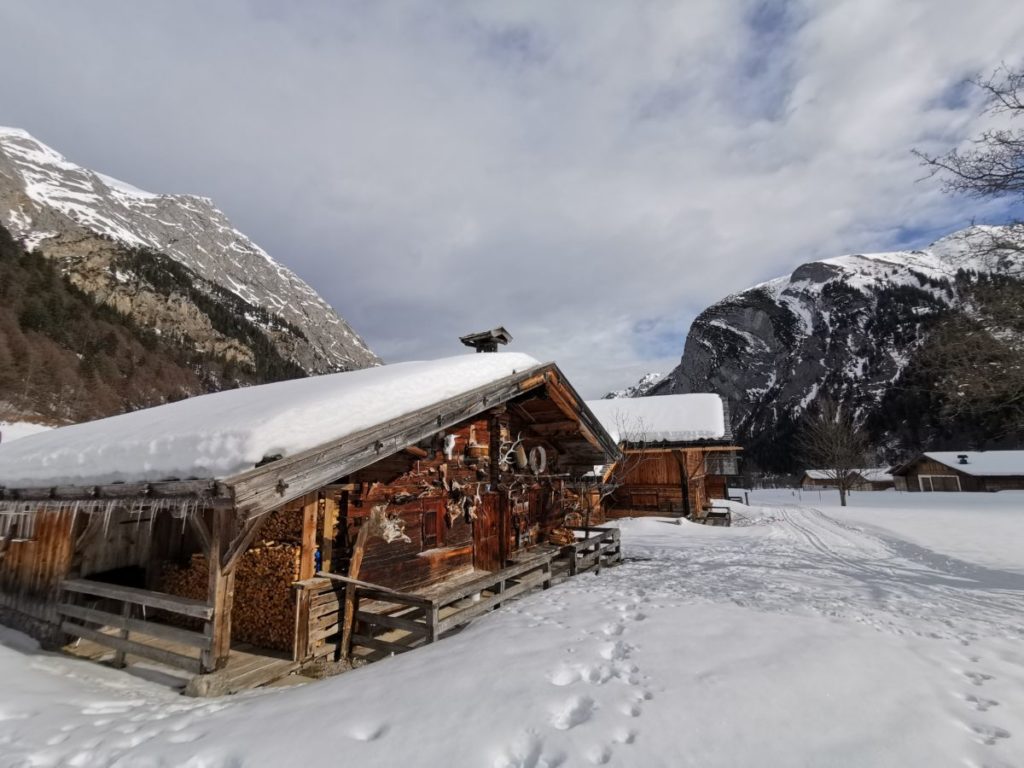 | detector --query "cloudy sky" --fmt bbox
[1,1,1023,396]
